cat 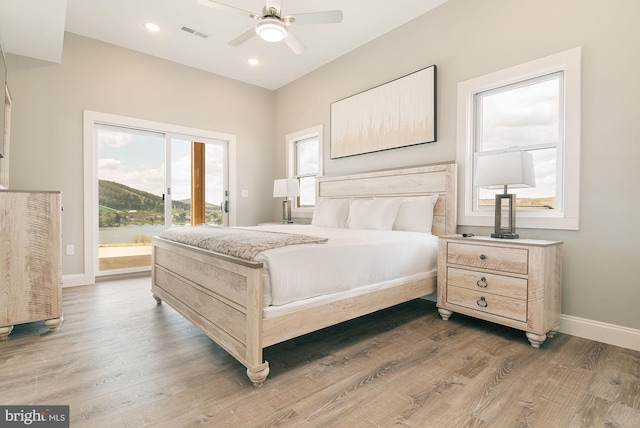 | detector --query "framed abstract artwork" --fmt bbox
[330,65,436,159]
